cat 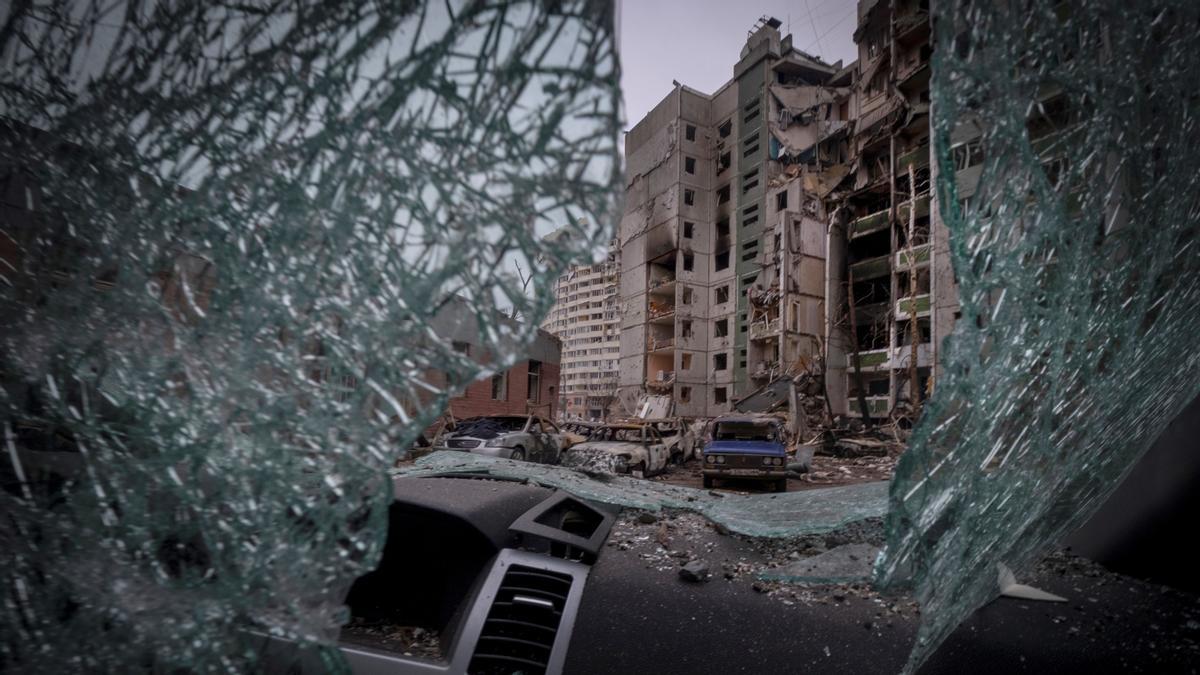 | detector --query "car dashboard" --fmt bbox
[257,473,1200,675]
[263,474,616,675]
